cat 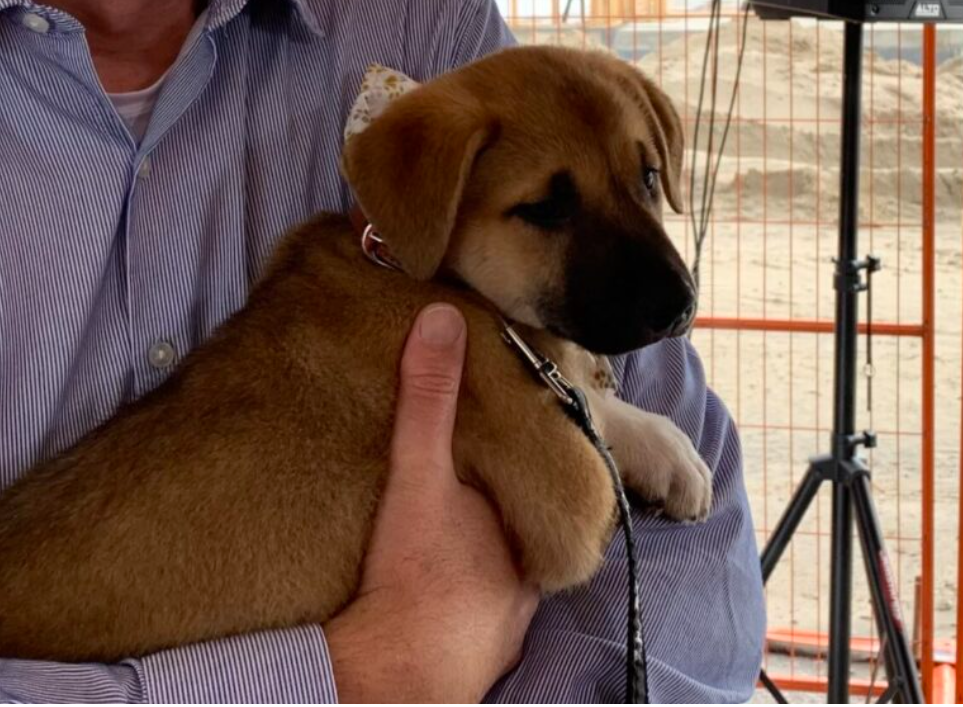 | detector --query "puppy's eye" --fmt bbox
[643,168,660,194]
[508,171,579,231]
[510,198,573,231]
